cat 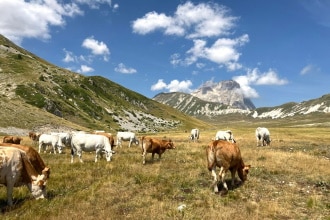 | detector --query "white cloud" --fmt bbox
[132,1,237,38]
[62,49,75,63]
[300,64,314,75]
[114,63,137,74]
[78,65,94,73]
[151,79,192,93]
[0,0,83,44]
[233,68,288,98]
[82,36,110,61]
